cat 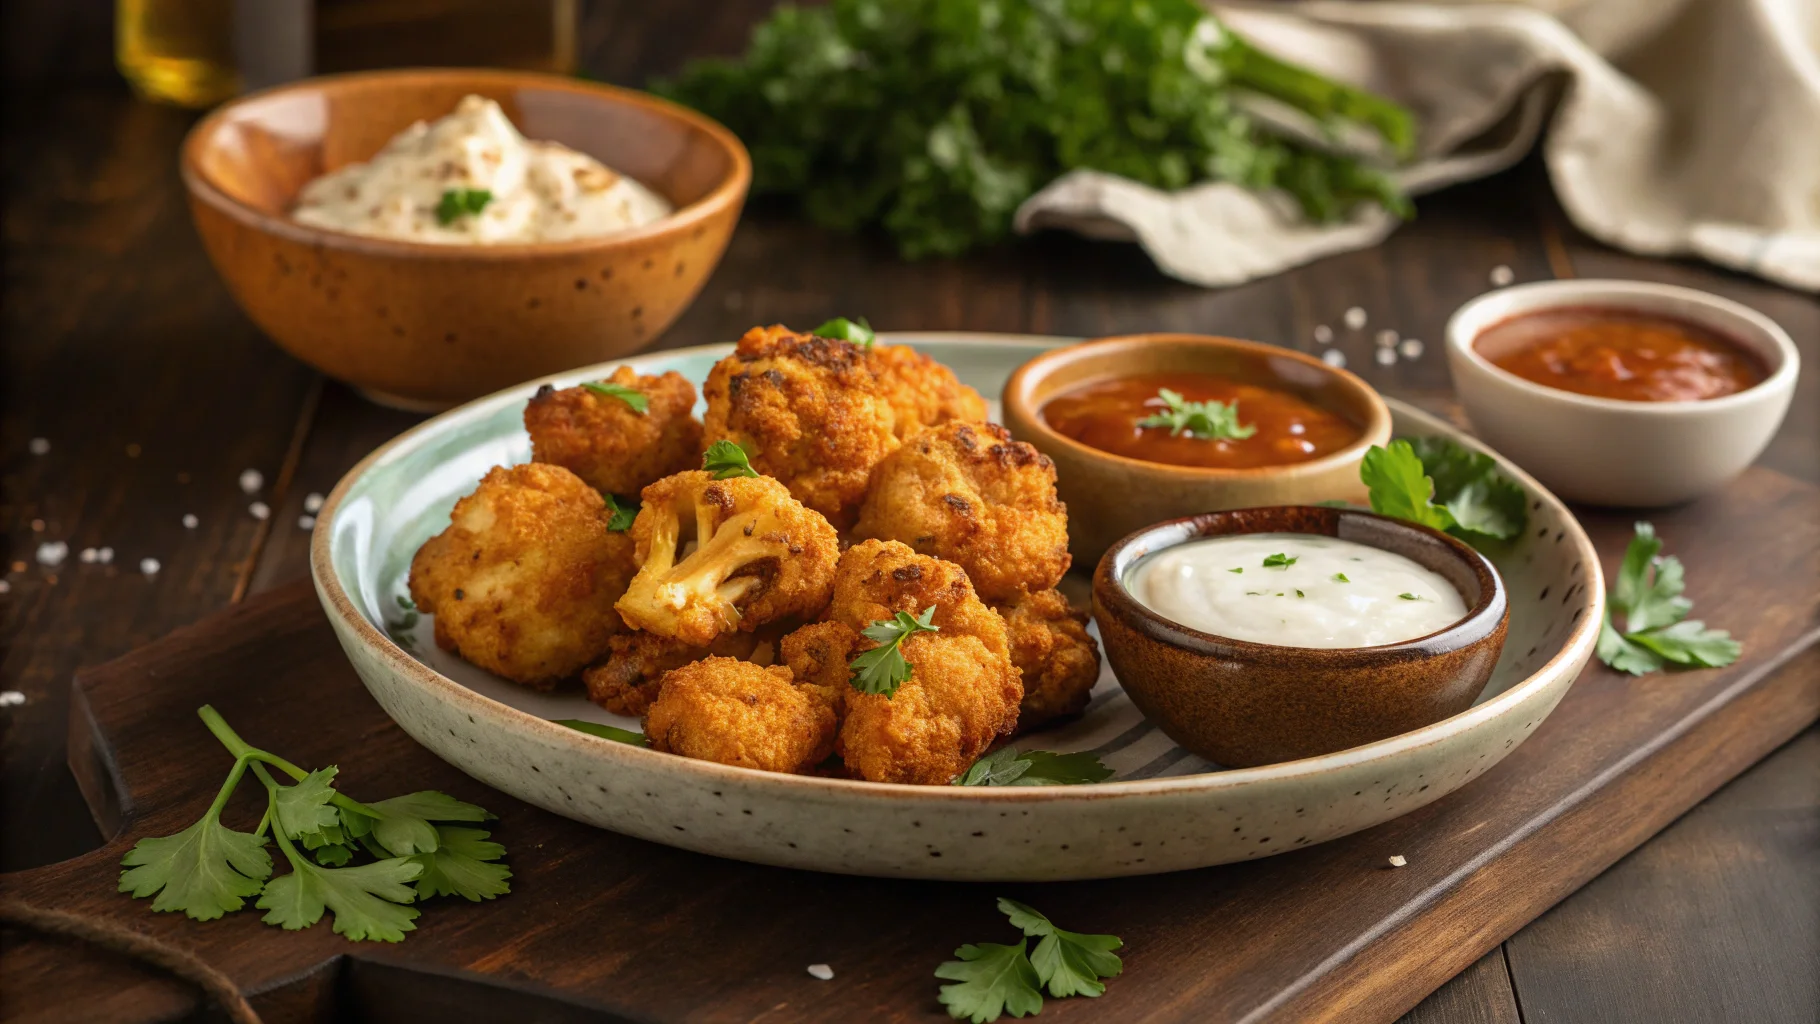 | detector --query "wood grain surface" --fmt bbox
[3,1,1816,1022]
